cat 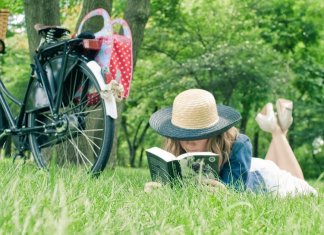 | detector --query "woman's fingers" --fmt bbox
[144,181,162,193]
[144,179,226,193]
[201,179,226,189]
